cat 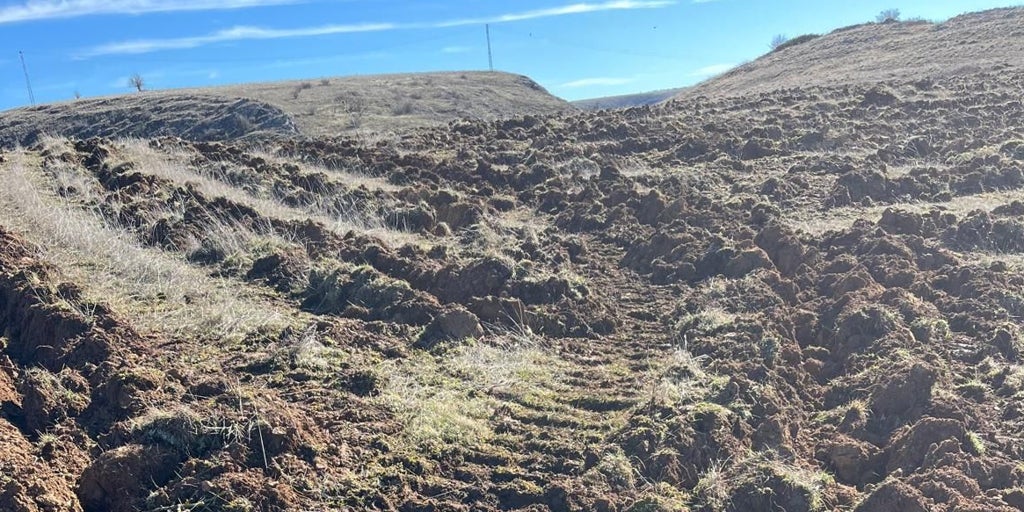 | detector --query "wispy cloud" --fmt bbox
[82,23,396,56]
[434,1,675,27]
[0,0,304,24]
[80,1,677,57]
[441,46,472,54]
[559,77,636,88]
[689,63,734,77]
